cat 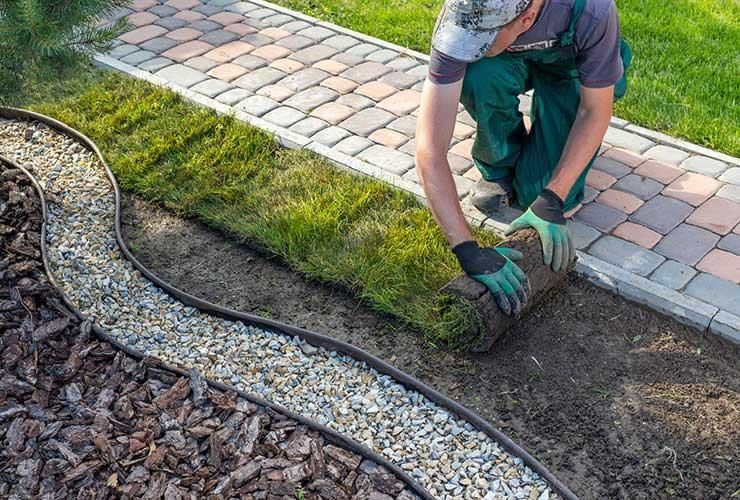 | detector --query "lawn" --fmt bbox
[7,66,499,347]
[272,0,740,157]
